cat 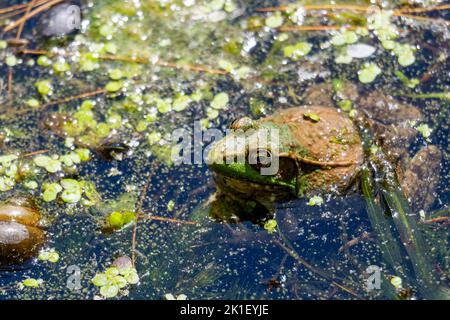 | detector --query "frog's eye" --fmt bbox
[230,117,254,131]
[249,148,272,171]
